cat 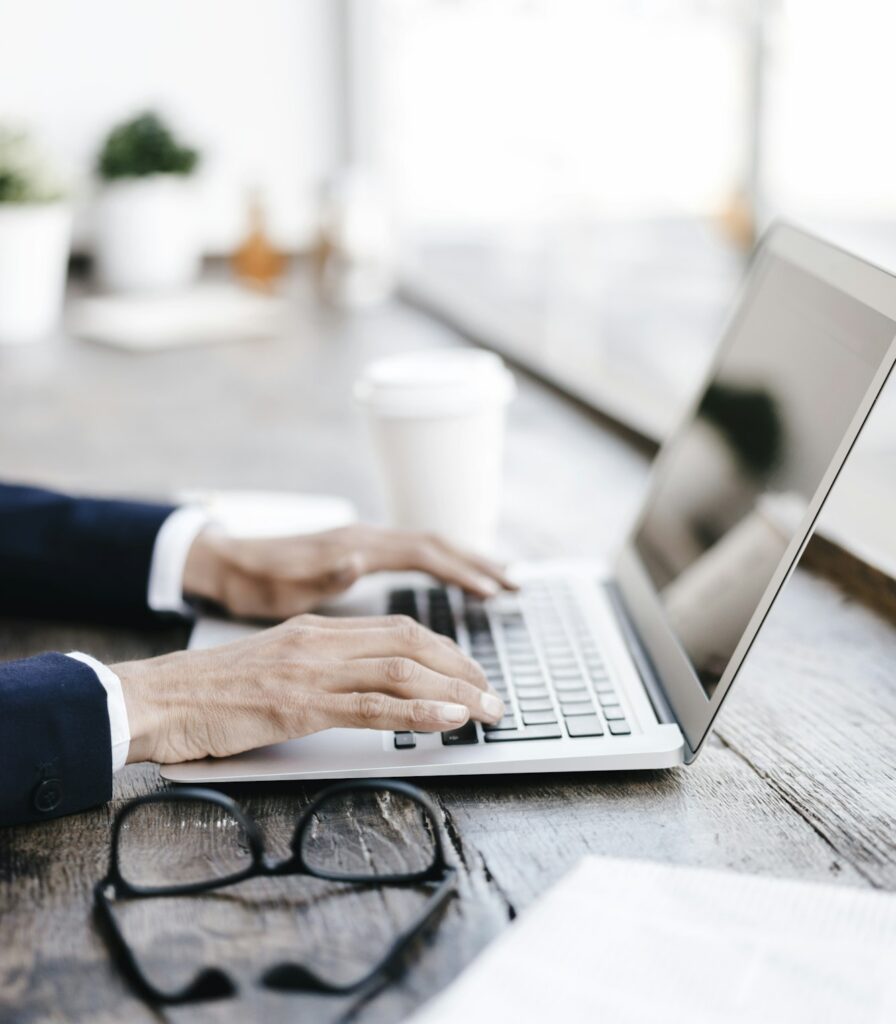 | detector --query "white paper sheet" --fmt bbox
[412,857,896,1024]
